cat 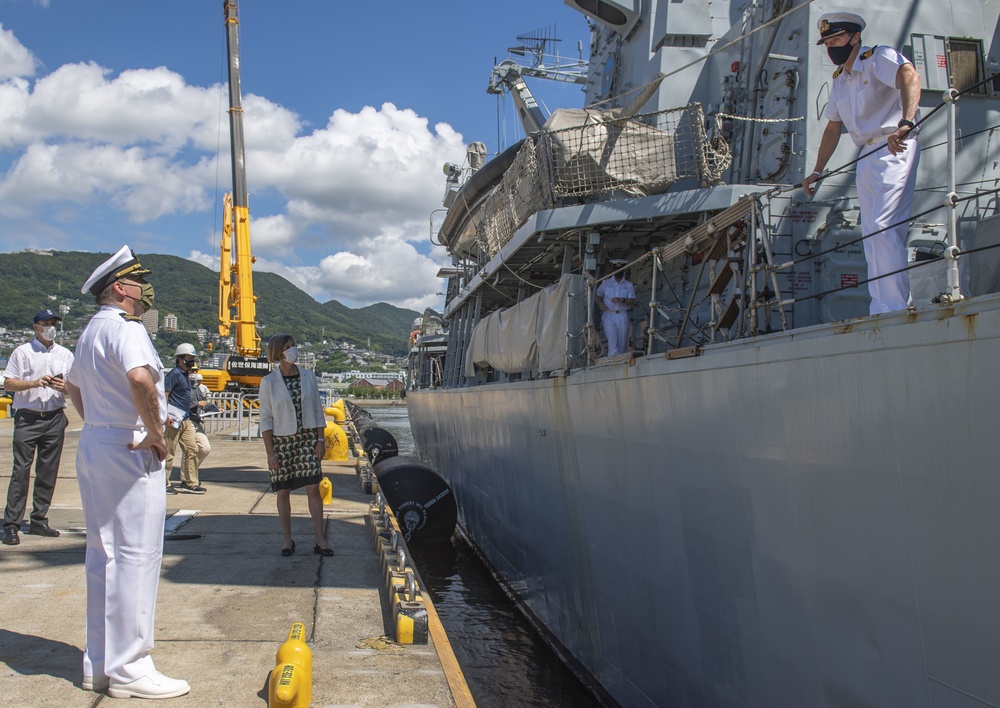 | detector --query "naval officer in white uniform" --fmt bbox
[65,246,190,700]
[802,12,922,314]
[596,259,637,356]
